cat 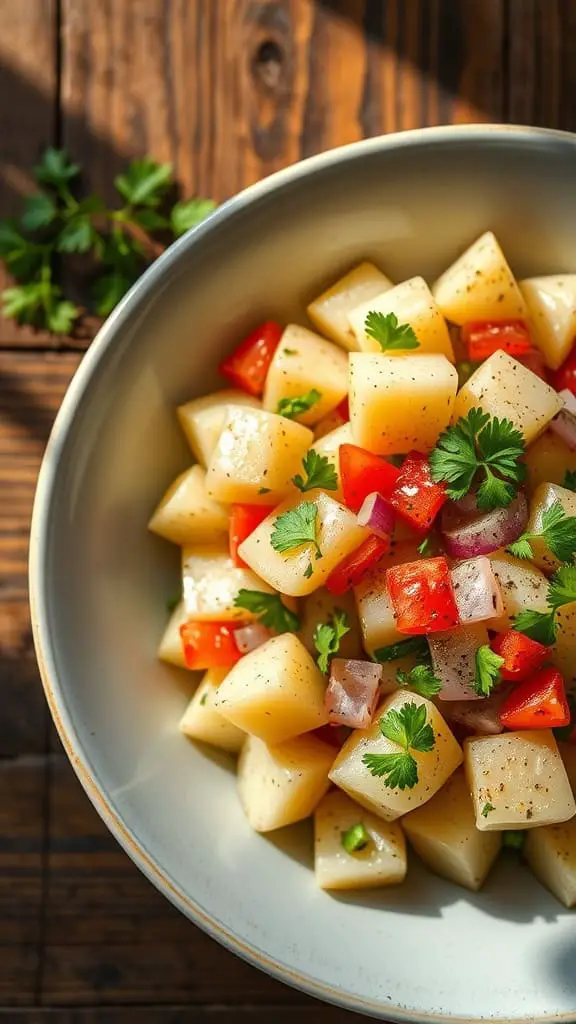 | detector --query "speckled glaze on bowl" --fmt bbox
[30,126,576,1023]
